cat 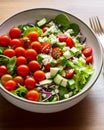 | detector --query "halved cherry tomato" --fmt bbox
[4,80,17,91]
[15,47,26,57]
[86,55,93,64]
[28,60,40,72]
[17,65,29,77]
[57,33,68,42]
[51,47,63,59]
[9,27,21,38]
[0,34,11,47]
[0,65,8,77]
[66,37,75,48]
[34,70,46,82]
[31,41,41,53]
[24,77,36,90]
[25,49,37,61]
[26,90,40,101]
[10,38,22,48]
[41,42,51,54]
[13,76,24,85]
[20,36,31,49]
[65,68,75,79]
[27,31,39,41]
[82,47,92,57]
[16,56,27,66]
[44,63,51,71]
[3,48,15,58]
[42,26,49,32]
